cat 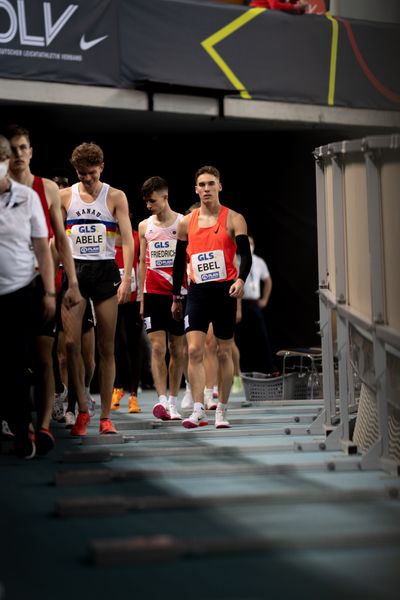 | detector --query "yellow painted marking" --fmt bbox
[201,8,266,100]
[325,12,339,106]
